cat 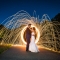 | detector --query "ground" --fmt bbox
[0,45,60,60]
